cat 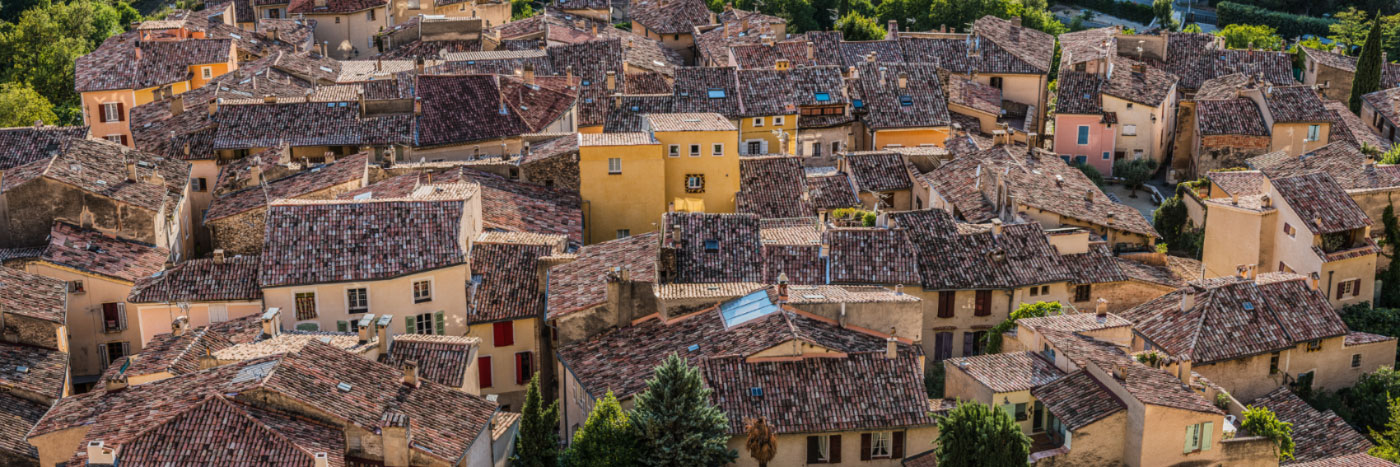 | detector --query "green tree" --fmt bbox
[1072,162,1104,187]
[935,401,1030,466]
[1371,395,1400,462]
[0,83,57,127]
[564,391,636,467]
[1379,203,1400,306]
[515,372,560,467]
[1352,13,1386,114]
[984,301,1063,353]
[1329,8,1400,56]
[1216,23,1284,50]
[631,354,737,466]
[510,0,537,20]
[1153,0,1178,31]
[1154,195,1189,247]
[835,11,885,41]
[1345,367,1400,433]
[1340,303,1400,360]
[925,363,945,398]
[1113,158,1158,198]
[1242,406,1295,461]
[1382,144,1400,164]
[0,0,130,124]
[1182,22,1203,33]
